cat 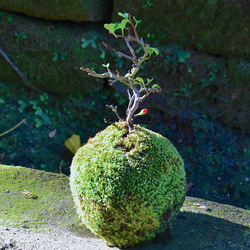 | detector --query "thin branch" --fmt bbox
[80,67,115,78]
[0,119,26,137]
[126,94,135,114]
[116,69,121,76]
[139,87,149,95]
[128,14,139,39]
[125,39,136,60]
[139,87,161,102]
[80,66,132,88]
[106,105,123,121]
[127,89,132,100]
[104,119,118,127]
[102,42,134,62]
[126,85,141,132]
[108,32,136,42]
[0,48,43,93]
[108,79,117,86]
